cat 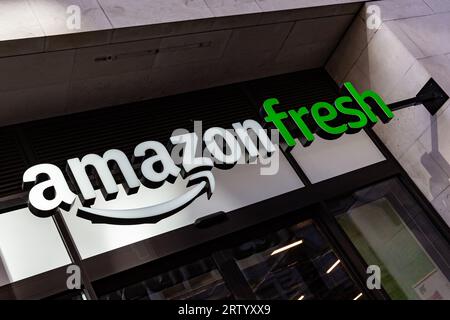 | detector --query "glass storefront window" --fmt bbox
[101,257,232,300]
[232,219,364,300]
[0,208,71,286]
[331,179,450,300]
